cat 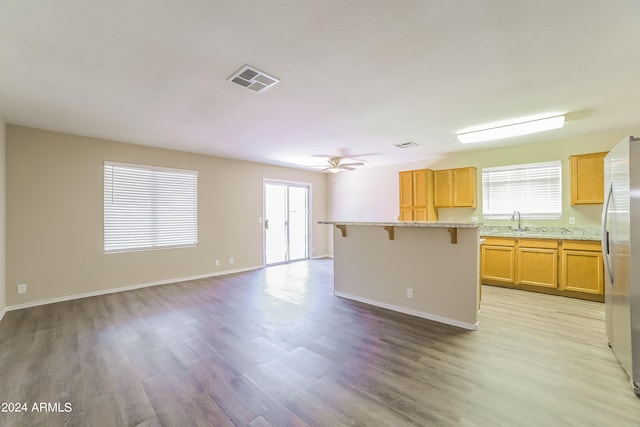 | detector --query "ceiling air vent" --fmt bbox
[394,141,419,149]
[228,65,279,93]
